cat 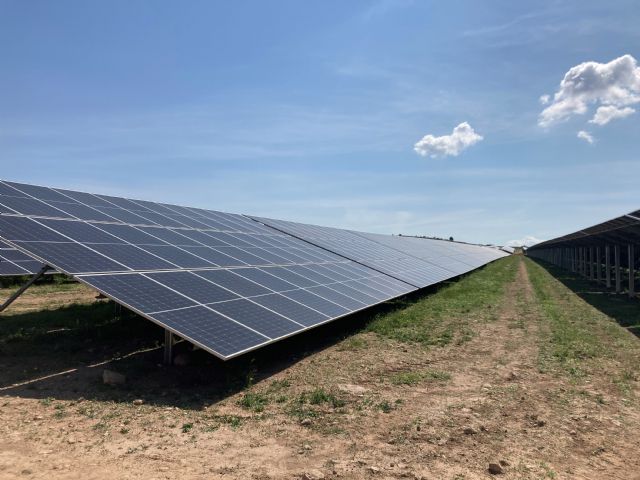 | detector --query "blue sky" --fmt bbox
[1,1,639,246]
